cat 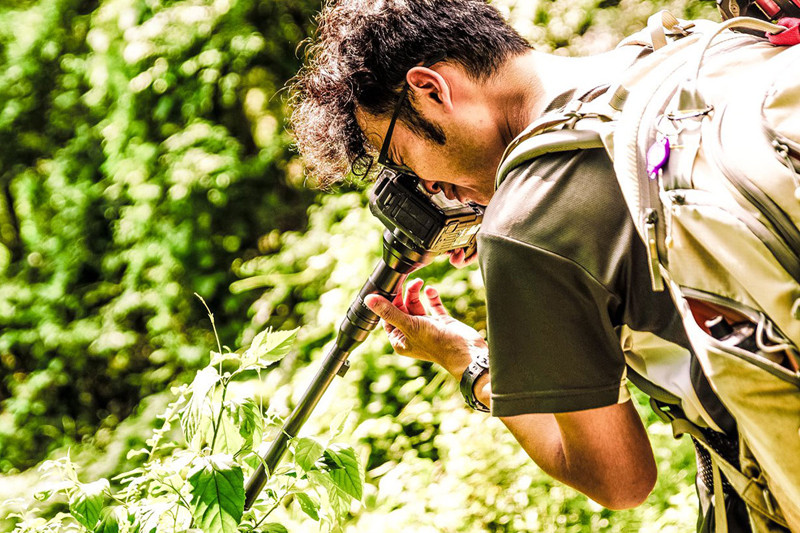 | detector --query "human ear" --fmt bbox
[406,66,453,112]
